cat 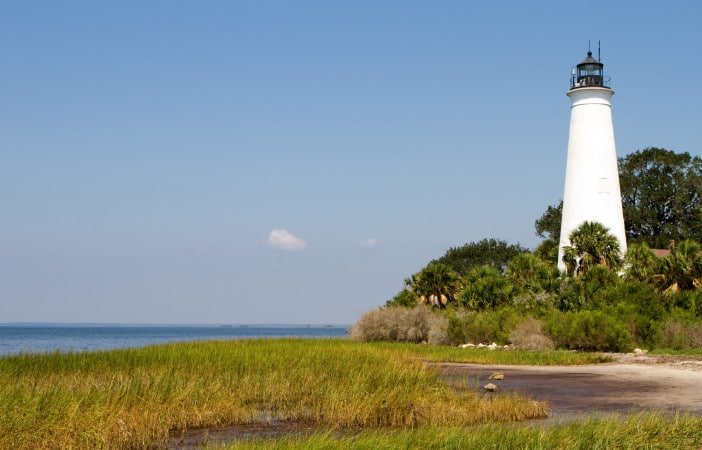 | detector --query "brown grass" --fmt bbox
[658,321,702,350]
[350,306,450,344]
[508,317,555,350]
